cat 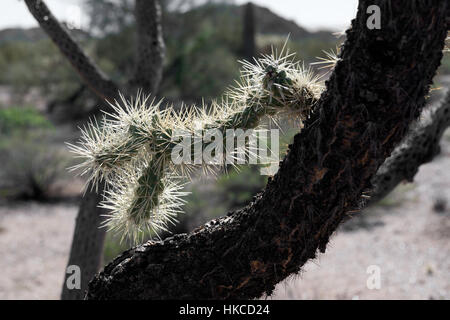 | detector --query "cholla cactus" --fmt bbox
[68,47,334,242]
[311,47,341,71]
